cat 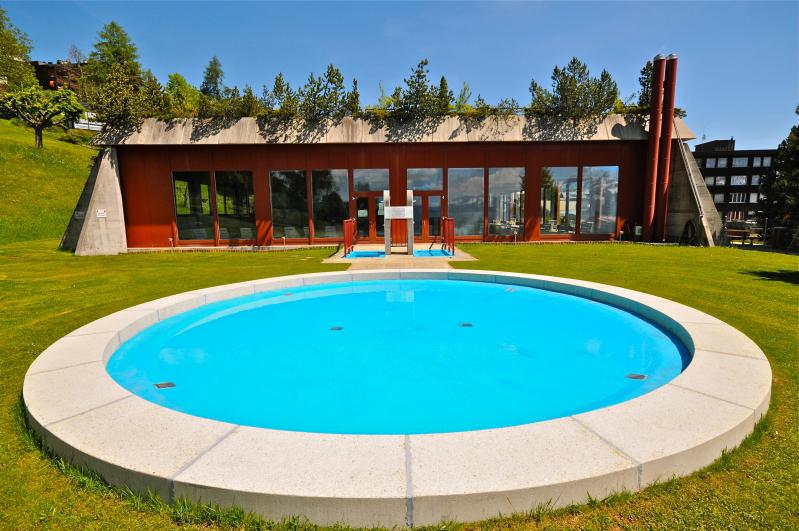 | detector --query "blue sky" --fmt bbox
[5,1,797,149]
